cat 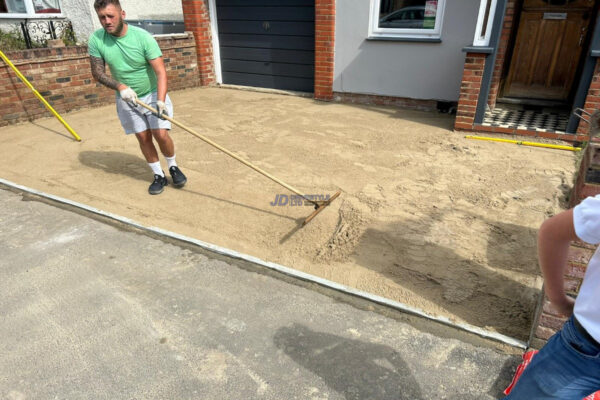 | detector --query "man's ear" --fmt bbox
[121,9,126,19]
